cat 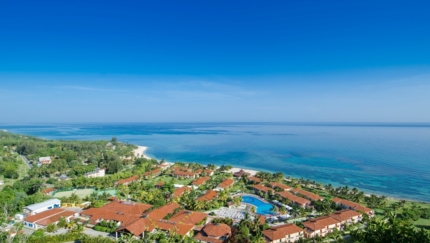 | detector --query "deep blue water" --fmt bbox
[2,123,430,202]
[242,195,275,215]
